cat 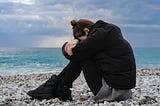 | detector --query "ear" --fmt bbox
[83,28,89,32]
